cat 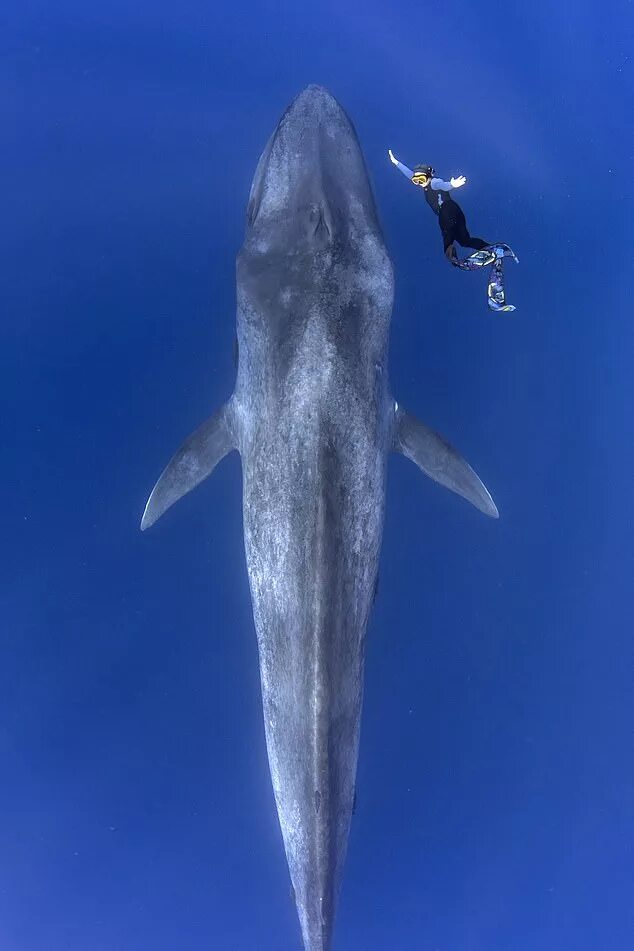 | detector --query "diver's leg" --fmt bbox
[443,230,460,266]
[440,206,461,266]
[441,207,484,268]
[445,242,459,264]
[464,236,489,251]
[455,214,489,251]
